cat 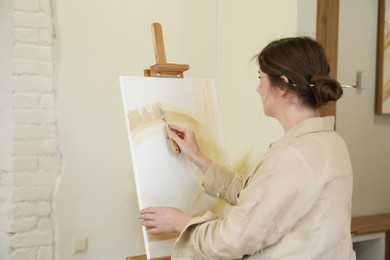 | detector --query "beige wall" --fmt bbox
[0,0,14,258]
[54,0,390,259]
[0,0,13,167]
[337,0,390,216]
[218,1,297,163]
